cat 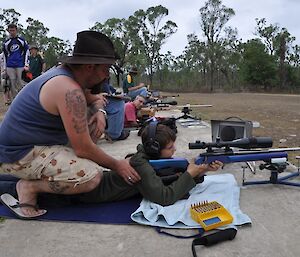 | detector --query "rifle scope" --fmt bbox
[188,137,273,150]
